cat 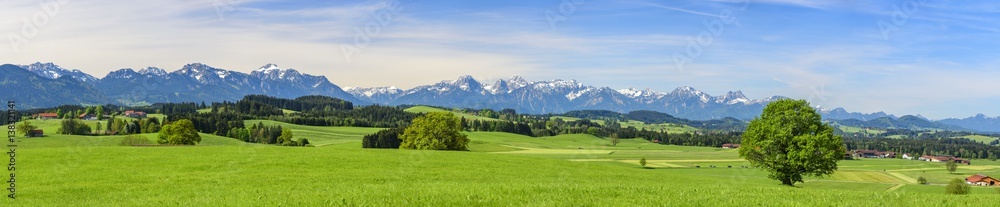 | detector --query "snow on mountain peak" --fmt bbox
[565,87,594,101]
[716,90,750,104]
[446,75,481,91]
[257,64,281,73]
[137,67,167,76]
[346,86,403,97]
[18,62,98,83]
[617,87,665,98]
